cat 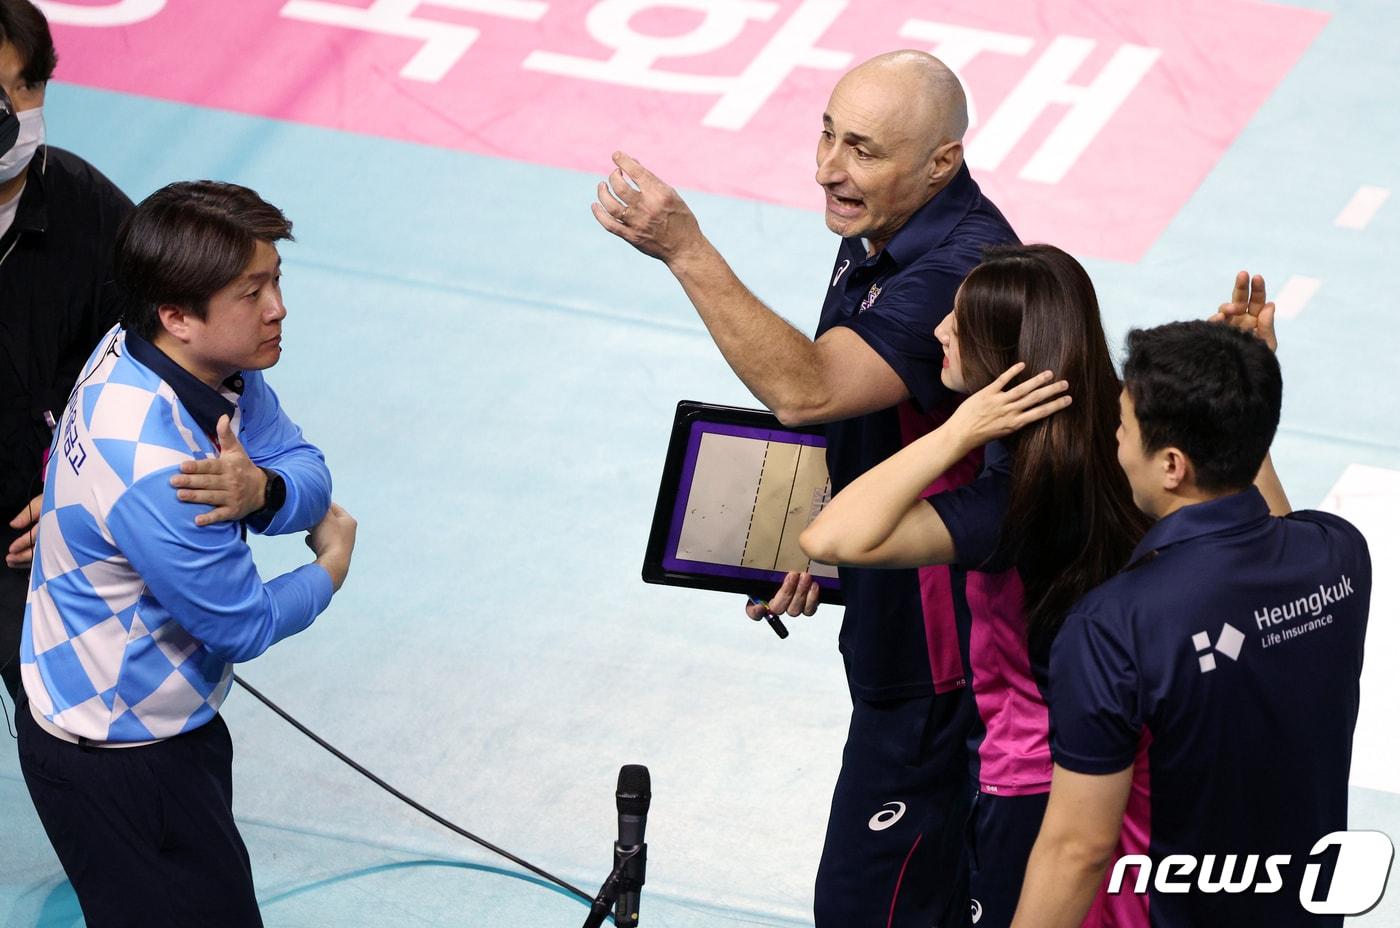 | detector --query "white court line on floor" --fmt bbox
[1335,185,1390,230]
[1320,464,1400,796]
[1275,274,1322,320]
